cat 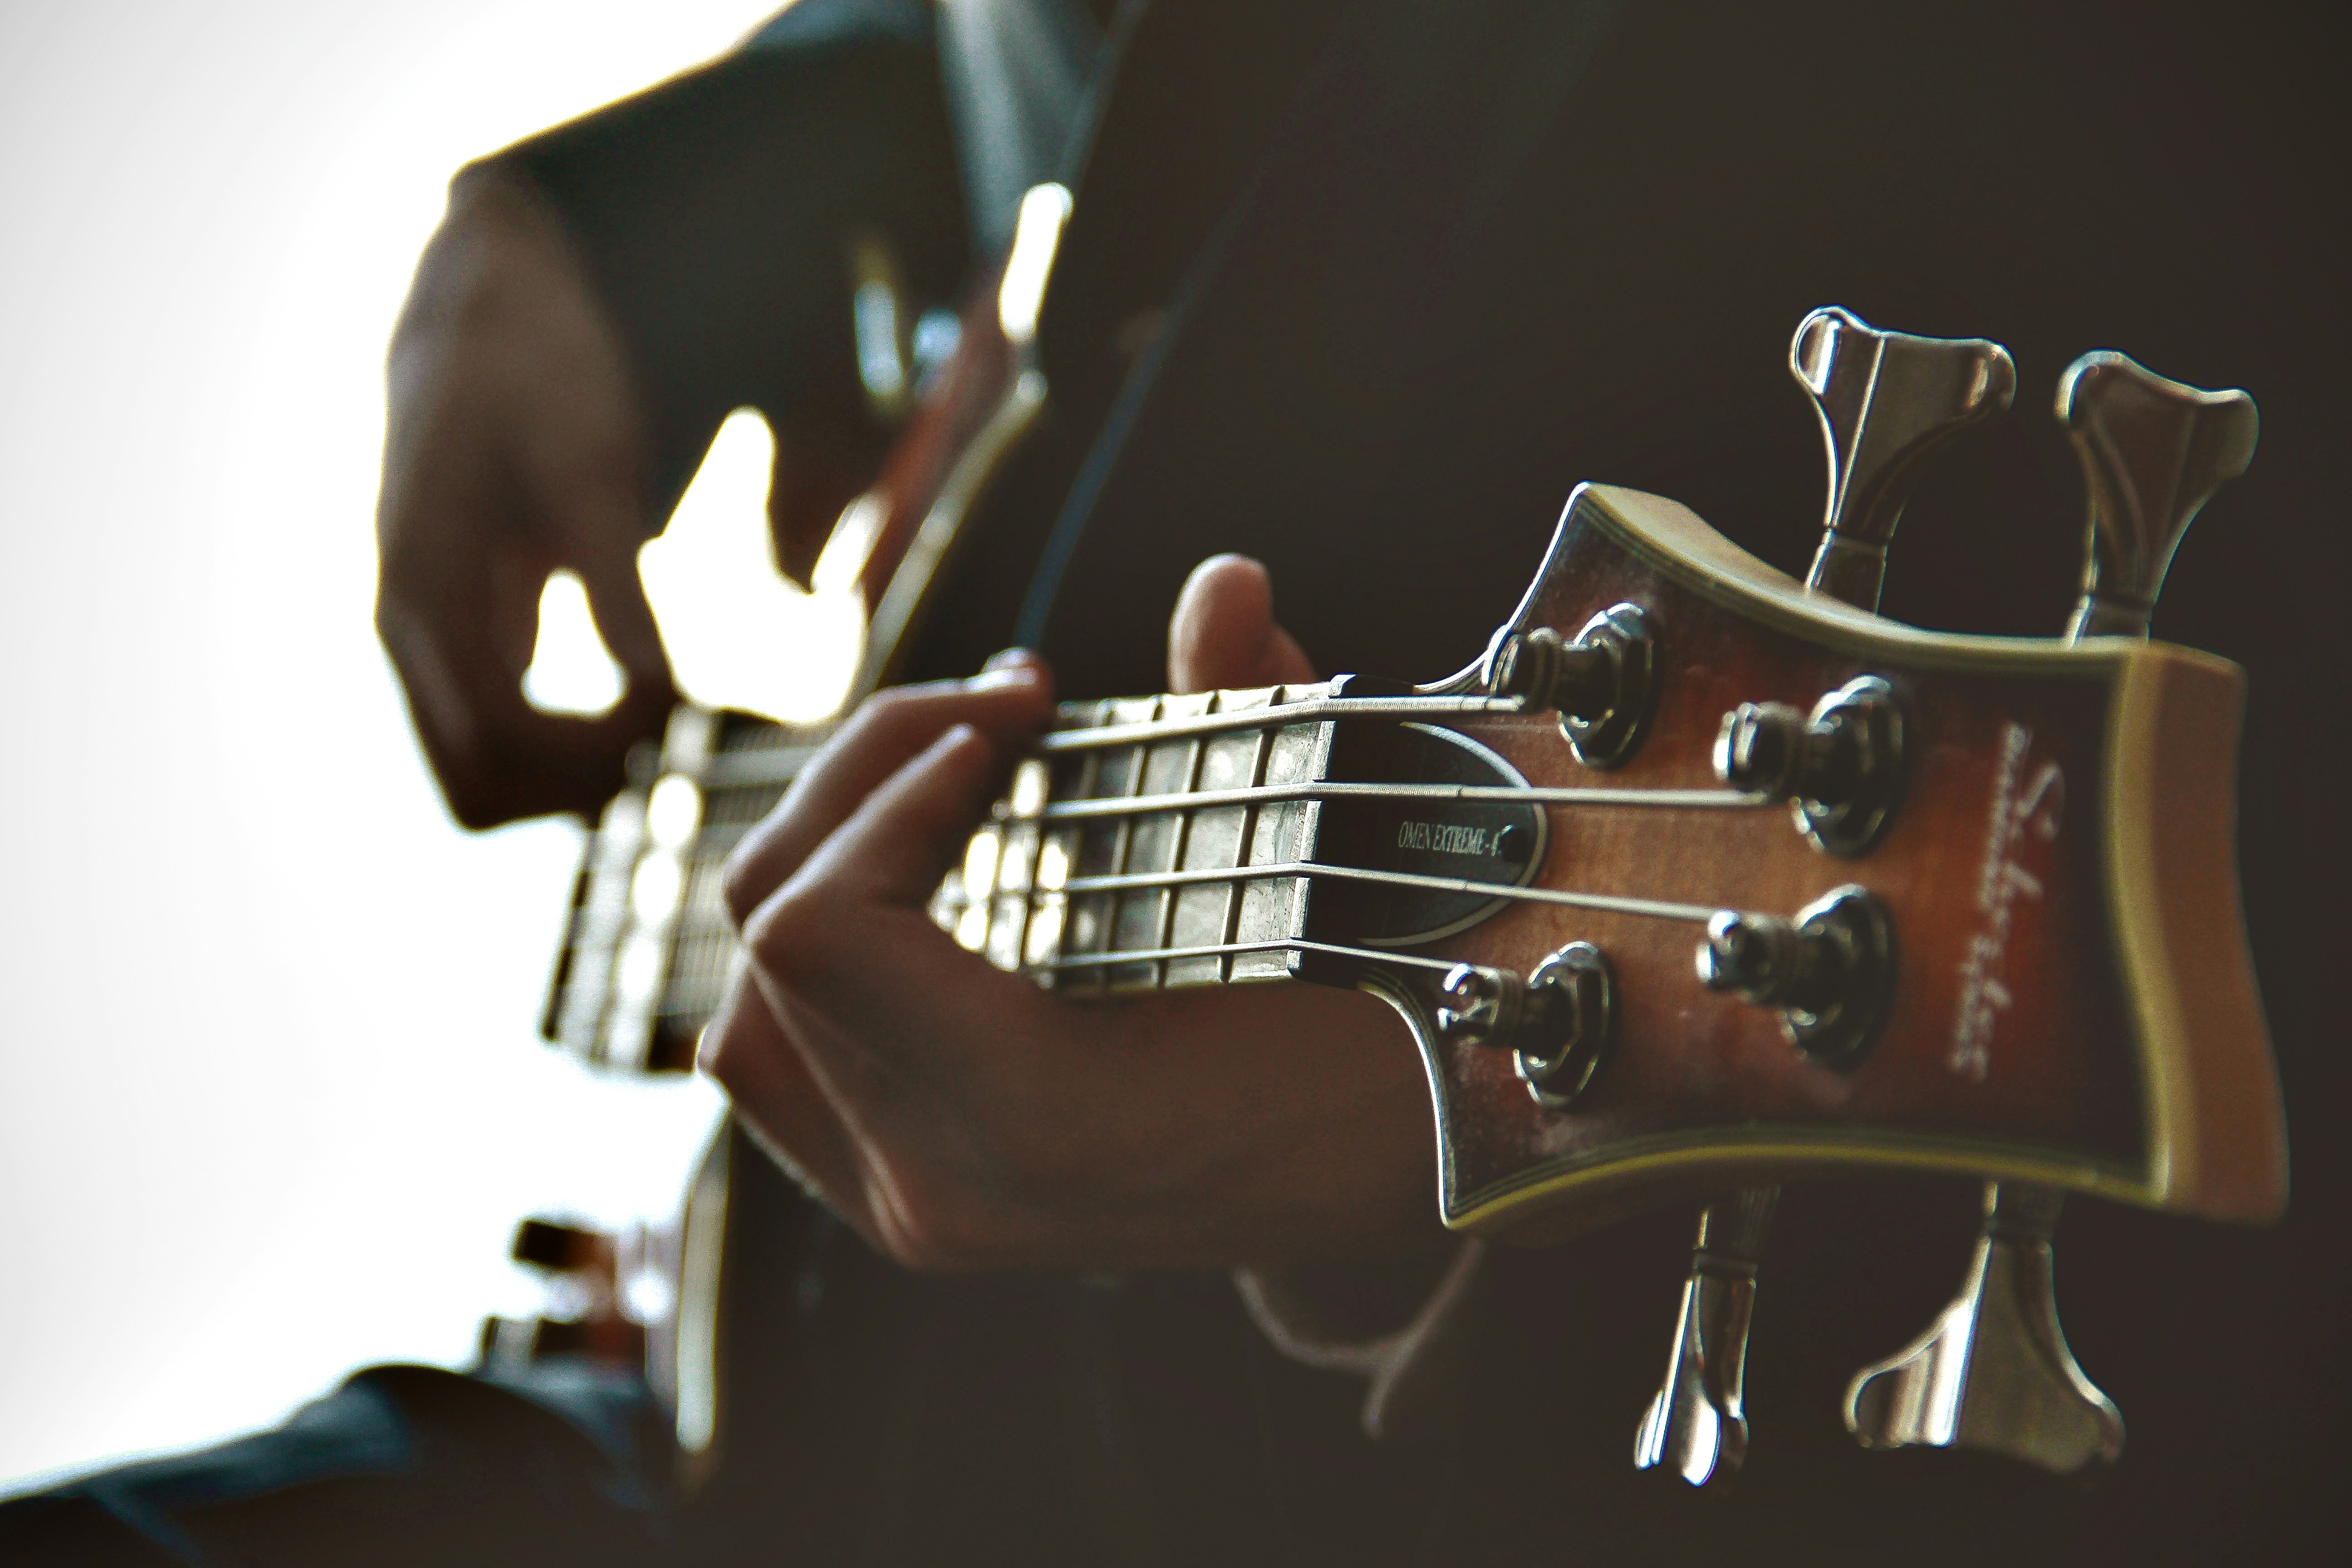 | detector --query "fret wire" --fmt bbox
[1219,720,1278,984]
[1063,727,1107,981]
[1059,859,1718,924]
[1103,697,1154,987]
[1041,781,1767,820]
[1037,693,1525,752]
[1037,936,1465,974]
